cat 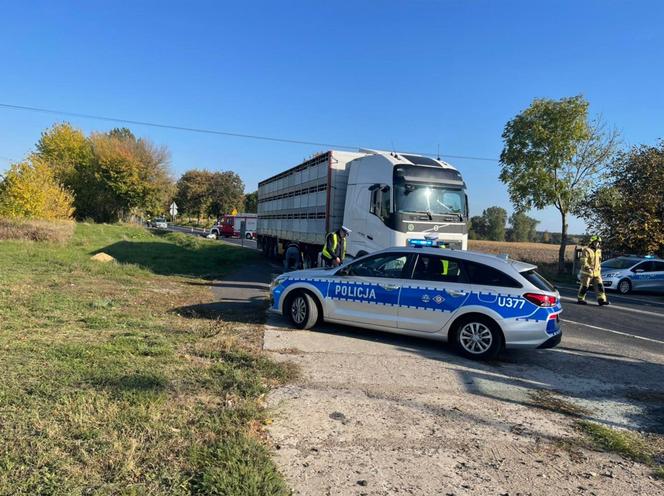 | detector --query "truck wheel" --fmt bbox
[453,316,502,360]
[287,292,318,330]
